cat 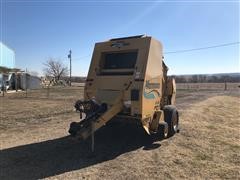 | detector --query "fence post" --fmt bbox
[2,79,4,97]
[25,69,28,98]
[47,84,50,98]
[224,81,227,91]
[15,73,18,92]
